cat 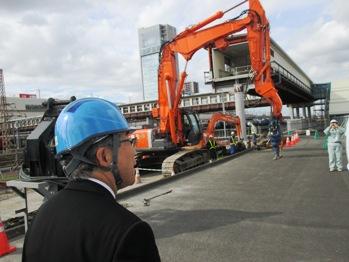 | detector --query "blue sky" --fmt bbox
[0,0,348,104]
